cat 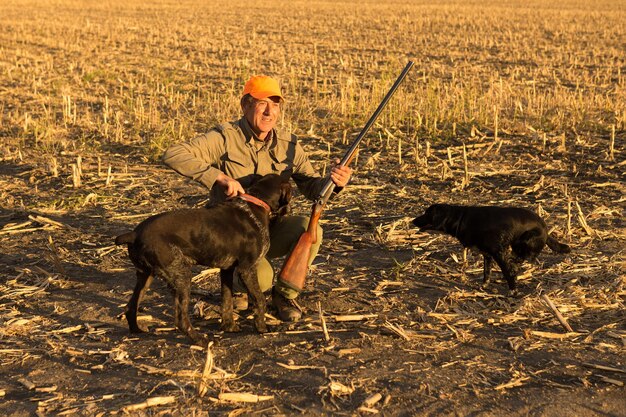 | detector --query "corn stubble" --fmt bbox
[0,0,624,415]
